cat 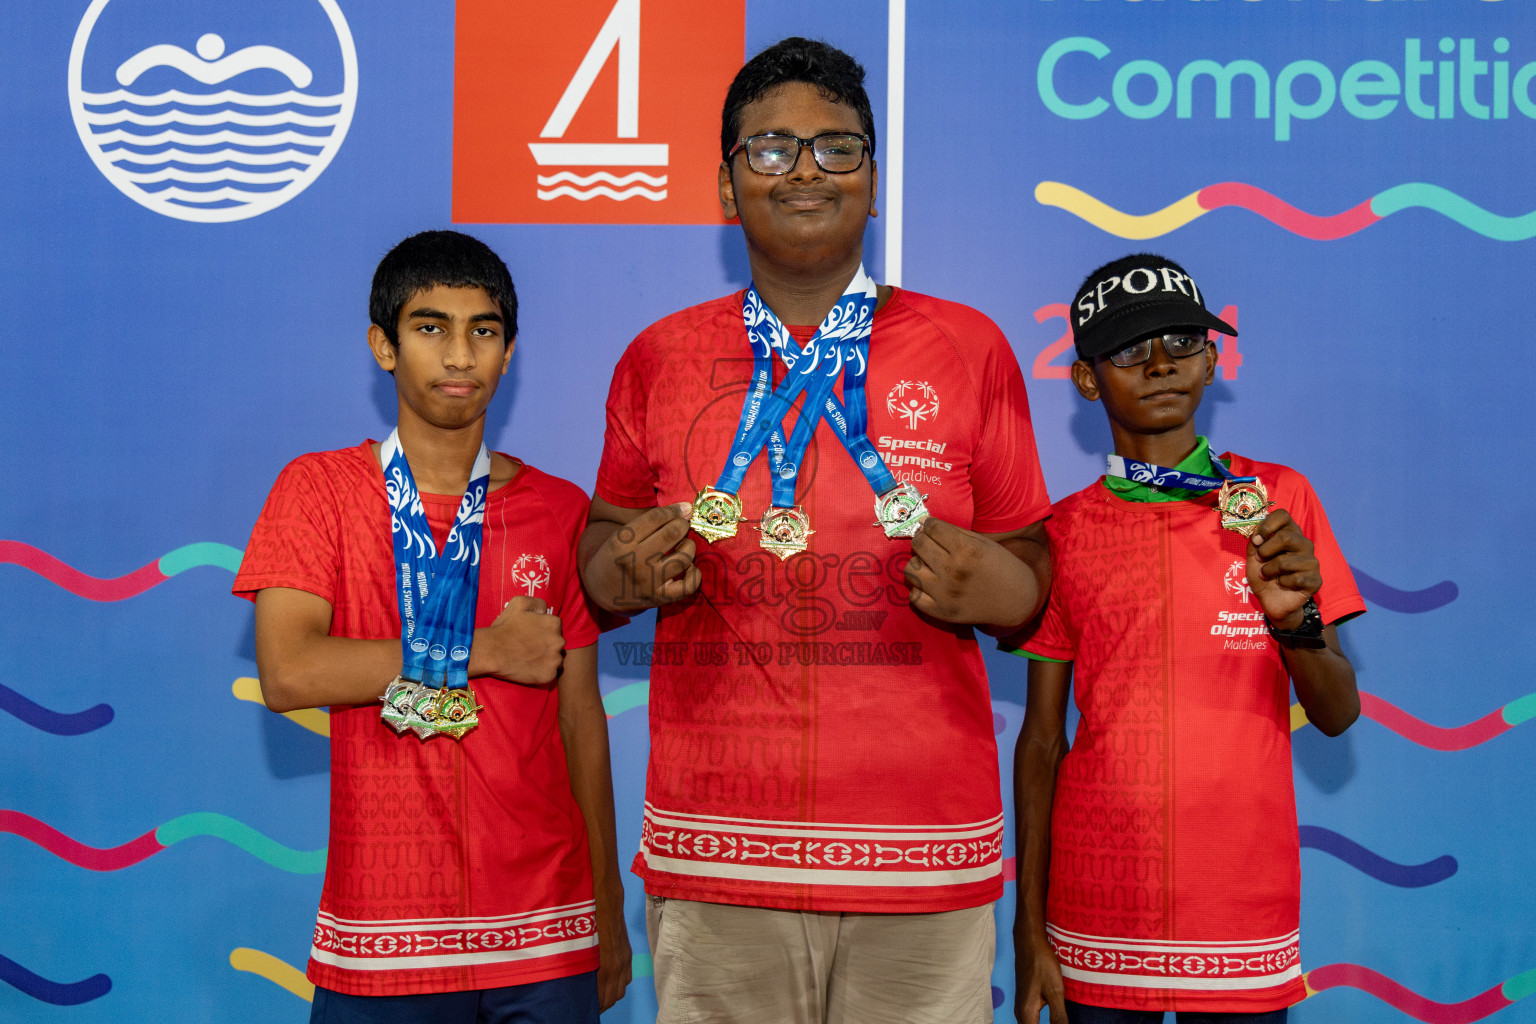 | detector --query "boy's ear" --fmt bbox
[1071,359,1101,402]
[500,336,516,375]
[718,161,738,221]
[367,324,397,372]
[1203,340,1218,385]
